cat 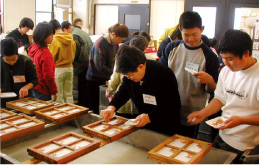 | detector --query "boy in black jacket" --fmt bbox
[100,45,181,136]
